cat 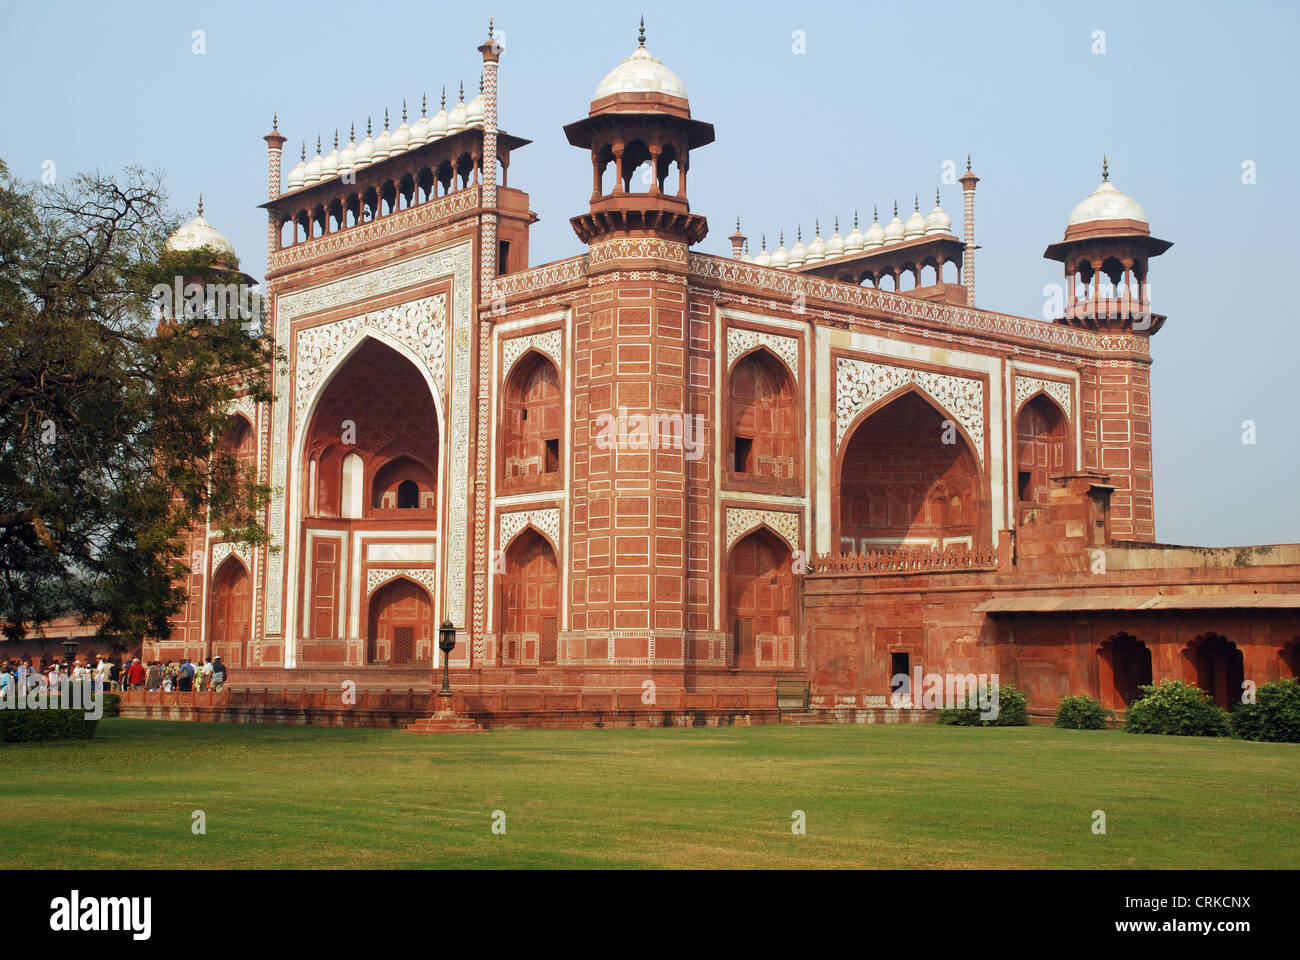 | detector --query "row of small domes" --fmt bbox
[285,82,487,192]
[743,194,953,267]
